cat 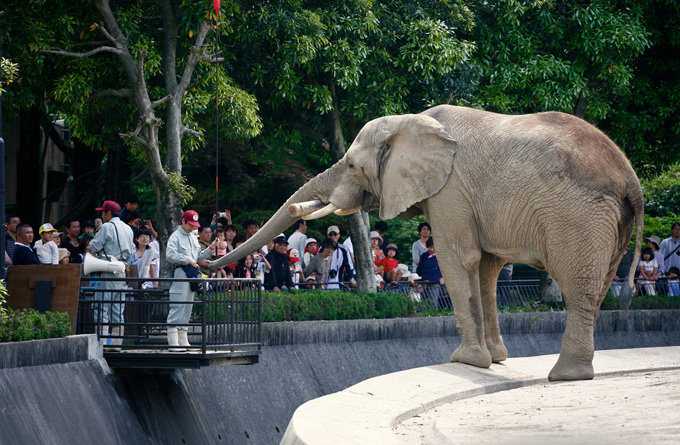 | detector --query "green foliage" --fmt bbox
[0,58,19,94]
[643,215,679,243]
[642,164,680,217]
[167,172,197,206]
[0,309,71,343]
[469,0,650,121]
[0,280,8,323]
[261,290,420,322]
